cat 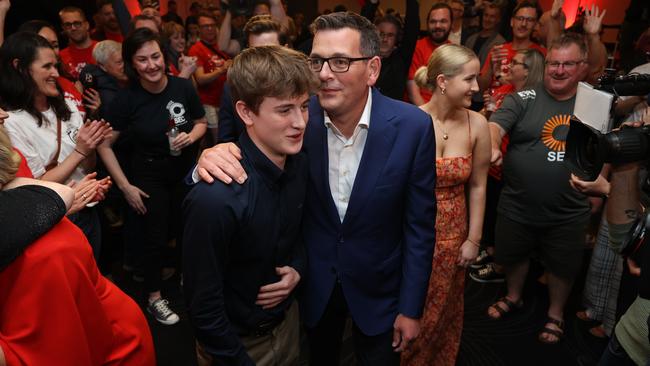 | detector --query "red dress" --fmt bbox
[0,218,155,365]
[403,122,473,366]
